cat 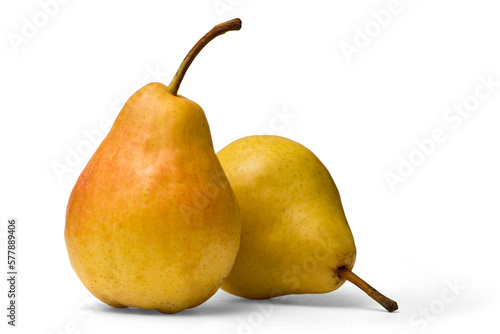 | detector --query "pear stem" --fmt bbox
[167,18,242,96]
[338,266,398,312]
